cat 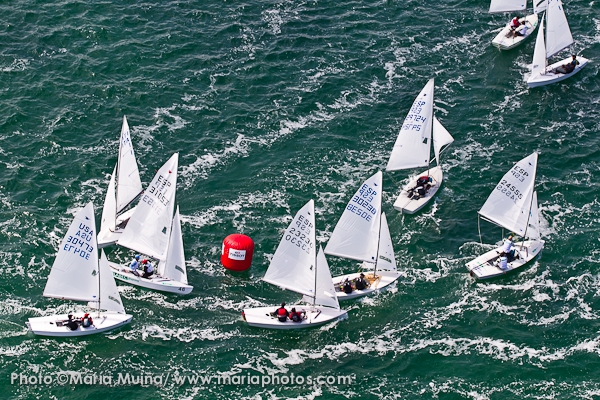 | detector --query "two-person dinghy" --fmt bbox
[489,0,544,50]
[98,116,144,248]
[324,171,400,300]
[526,0,589,88]
[27,203,132,337]
[466,153,544,280]
[243,200,347,329]
[386,79,454,214]
[110,153,193,295]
